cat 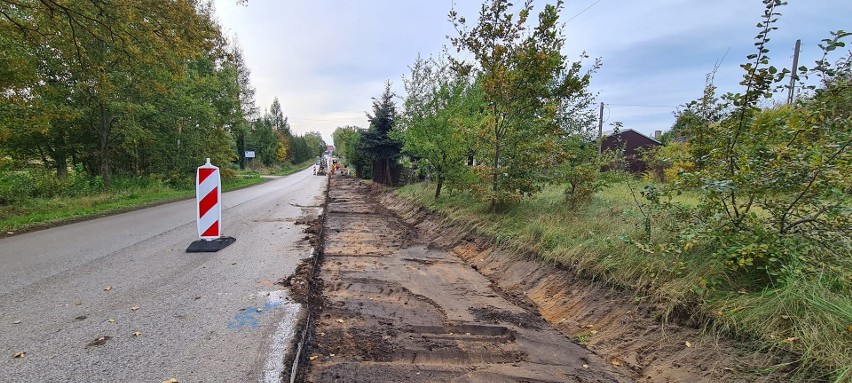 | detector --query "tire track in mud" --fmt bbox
[298,177,631,383]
